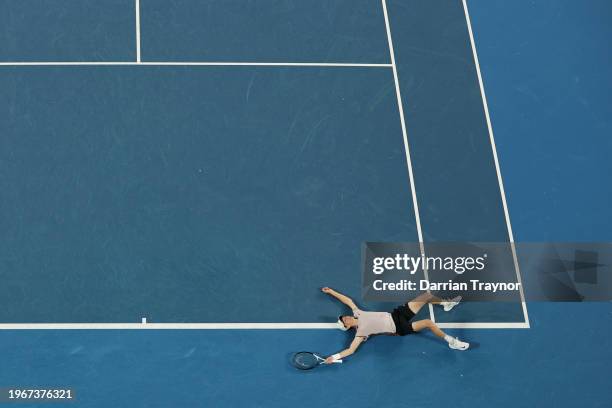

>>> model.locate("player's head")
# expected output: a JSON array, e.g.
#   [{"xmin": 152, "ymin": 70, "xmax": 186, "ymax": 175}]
[{"xmin": 337, "ymin": 315, "xmax": 357, "ymax": 330}]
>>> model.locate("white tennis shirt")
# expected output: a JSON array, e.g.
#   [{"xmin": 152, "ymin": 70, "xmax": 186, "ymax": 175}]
[{"xmin": 353, "ymin": 308, "xmax": 396, "ymax": 340}]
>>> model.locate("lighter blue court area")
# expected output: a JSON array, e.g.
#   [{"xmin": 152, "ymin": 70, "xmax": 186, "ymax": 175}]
[
  {"xmin": 469, "ymin": 0, "xmax": 612, "ymax": 242},
  {"xmin": 1, "ymin": 304, "xmax": 611, "ymax": 408},
  {"xmin": 1, "ymin": 0, "xmax": 611, "ymax": 407}
]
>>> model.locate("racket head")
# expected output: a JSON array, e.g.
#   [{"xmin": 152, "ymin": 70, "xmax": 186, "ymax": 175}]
[{"xmin": 290, "ymin": 351, "xmax": 324, "ymax": 370}]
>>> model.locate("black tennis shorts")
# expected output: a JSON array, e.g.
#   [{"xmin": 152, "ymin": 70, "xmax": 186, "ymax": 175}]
[{"xmin": 391, "ymin": 305, "xmax": 417, "ymax": 336}]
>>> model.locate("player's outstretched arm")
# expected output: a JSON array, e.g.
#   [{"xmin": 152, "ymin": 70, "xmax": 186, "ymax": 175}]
[
  {"xmin": 321, "ymin": 287, "xmax": 357, "ymax": 309},
  {"xmin": 324, "ymin": 336, "xmax": 365, "ymax": 363}
]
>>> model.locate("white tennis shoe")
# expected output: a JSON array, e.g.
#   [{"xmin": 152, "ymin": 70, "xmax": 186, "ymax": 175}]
[
  {"xmin": 442, "ymin": 296, "xmax": 462, "ymax": 312},
  {"xmin": 448, "ymin": 337, "xmax": 470, "ymax": 351}
]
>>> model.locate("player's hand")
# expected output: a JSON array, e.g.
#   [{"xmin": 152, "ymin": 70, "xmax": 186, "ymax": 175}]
[
  {"xmin": 321, "ymin": 287, "xmax": 332, "ymax": 294},
  {"xmin": 324, "ymin": 356, "xmax": 335, "ymax": 364}
]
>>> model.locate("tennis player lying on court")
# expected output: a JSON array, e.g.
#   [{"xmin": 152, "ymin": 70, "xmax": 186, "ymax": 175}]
[{"xmin": 321, "ymin": 287, "xmax": 469, "ymax": 363}]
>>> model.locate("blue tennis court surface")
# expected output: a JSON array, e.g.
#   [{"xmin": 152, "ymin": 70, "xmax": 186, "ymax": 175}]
[
  {"xmin": 1, "ymin": 66, "xmax": 415, "ymax": 323},
  {"xmin": 1, "ymin": 0, "xmax": 610, "ymax": 406},
  {"xmin": 1, "ymin": 304, "xmax": 610, "ymax": 407},
  {"xmin": 141, "ymin": 0, "xmax": 390, "ymax": 62},
  {"xmin": 0, "ymin": 0, "xmax": 525, "ymax": 326},
  {"xmin": 0, "ymin": 0, "xmax": 135, "ymax": 61}
]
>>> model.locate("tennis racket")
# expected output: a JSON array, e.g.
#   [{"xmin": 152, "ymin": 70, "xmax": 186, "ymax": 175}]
[{"xmin": 290, "ymin": 351, "xmax": 343, "ymax": 370}]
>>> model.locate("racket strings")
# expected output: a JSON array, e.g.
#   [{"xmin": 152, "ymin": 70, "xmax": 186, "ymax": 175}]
[{"xmin": 291, "ymin": 352, "xmax": 323, "ymax": 370}]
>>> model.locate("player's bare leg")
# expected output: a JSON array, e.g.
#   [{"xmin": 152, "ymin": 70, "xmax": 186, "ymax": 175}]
[
  {"xmin": 406, "ymin": 292, "xmax": 440, "ymax": 314},
  {"xmin": 411, "ymin": 318, "xmax": 446, "ymax": 338},
  {"xmin": 411, "ymin": 319, "xmax": 469, "ymax": 351},
  {"xmin": 407, "ymin": 293, "xmax": 461, "ymax": 314}
]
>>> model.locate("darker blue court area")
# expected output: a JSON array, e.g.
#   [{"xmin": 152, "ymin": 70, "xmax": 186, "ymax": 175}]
[
  {"xmin": 0, "ymin": 0, "xmax": 135, "ymax": 61},
  {"xmin": 387, "ymin": 0, "xmax": 524, "ymax": 323},
  {"xmin": 0, "ymin": 0, "xmax": 527, "ymax": 325},
  {"xmin": 0, "ymin": 66, "xmax": 416, "ymax": 322},
  {"xmin": 141, "ymin": 0, "xmax": 389, "ymax": 63}
]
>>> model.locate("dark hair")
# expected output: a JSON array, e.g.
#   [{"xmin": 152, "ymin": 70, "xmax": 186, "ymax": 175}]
[{"xmin": 338, "ymin": 315, "xmax": 347, "ymax": 327}]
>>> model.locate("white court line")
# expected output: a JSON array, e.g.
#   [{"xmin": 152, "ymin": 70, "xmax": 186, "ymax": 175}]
[
  {"xmin": 0, "ymin": 322, "xmax": 527, "ymax": 330},
  {"xmin": 0, "ymin": 61, "xmax": 392, "ymax": 68},
  {"xmin": 438, "ymin": 322, "xmax": 529, "ymax": 329},
  {"xmin": 0, "ymin": 323, "xmax": 340, "ymax": 330},
  {"xmin": 381, "ymin": 0, "xmax": 435, "ymax": 323},
  {"xmin": 135, "ymin": 0, "xmax": 141, "ymax": 63},
  {"xmin": 462, "ymin": 0, "xmax": 530, "ymax": 328}
]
